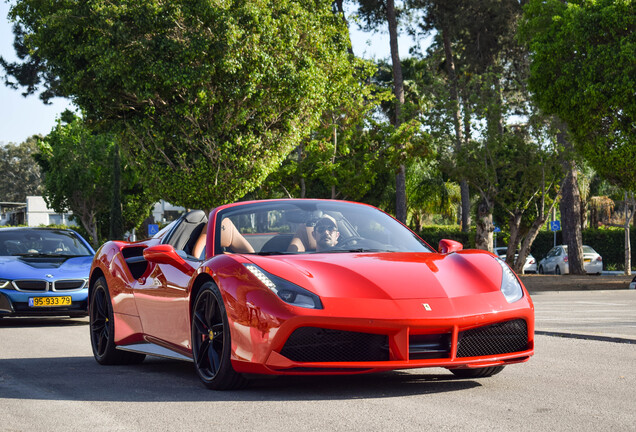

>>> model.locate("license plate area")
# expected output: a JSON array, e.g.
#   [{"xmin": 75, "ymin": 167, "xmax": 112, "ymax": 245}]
[{"xmin": 28, "ymin": 296, "xmax": 72, "ymax": 307}]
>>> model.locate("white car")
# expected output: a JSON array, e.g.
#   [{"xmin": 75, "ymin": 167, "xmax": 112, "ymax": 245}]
[
  {"xmin": 494, "ymin": 247, "xmax": 537, "ymax": 274},
  {"xmin": 629, "ymin": 276, "xmax": 636, "ymax": 290},
  {"xmin": 537, "ymin": 245, "xmax": 603, "ymax": 275}
]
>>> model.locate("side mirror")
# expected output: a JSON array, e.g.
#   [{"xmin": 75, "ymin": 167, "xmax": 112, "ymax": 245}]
[
  {"xmin": 143, "ymin": 244, "xmax": 194, "ymax": 274},
  {"xmin": 438, "ymin": 239, "xmax": 463, "ymax": 254}
]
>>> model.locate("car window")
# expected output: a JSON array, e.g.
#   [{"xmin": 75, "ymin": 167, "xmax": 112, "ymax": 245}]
[
  {"xmin": 0, "ymin": 229, "xmax": 93, "ymax": 257},
  {"xmin": 214, "ymin": 201, "xmax": 432, "ymax": 255}
]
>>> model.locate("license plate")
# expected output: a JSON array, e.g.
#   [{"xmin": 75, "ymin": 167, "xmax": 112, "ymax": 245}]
[
  {"xmin": 584, "ymin": 259, "xmax": 591, "ymax": 263},
  {"xmin": 28, "ymin": 296, "xmax": 72, "ymax": 307}
]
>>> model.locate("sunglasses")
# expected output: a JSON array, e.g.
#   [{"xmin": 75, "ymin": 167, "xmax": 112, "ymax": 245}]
[{"xmin": 315, "ymin": 224, "xmax": 338, "ymax": 234}]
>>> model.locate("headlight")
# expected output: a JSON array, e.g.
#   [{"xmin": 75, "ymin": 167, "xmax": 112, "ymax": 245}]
[
  {"xmin": 496, "ymin": 258, "xmax": 523, "ymax": 303},
  {"xmin": 244, "ymin": 264, "xmax": 323, "ymax": 309},
  {"xmin": 0, "ymin": 280, "xmax": 10, "ymax": 289}
]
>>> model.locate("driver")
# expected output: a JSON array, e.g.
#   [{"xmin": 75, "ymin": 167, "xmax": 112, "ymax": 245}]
[{"xmin": 312, "ymin": 215, "xmax": 340, "ymax": 252}]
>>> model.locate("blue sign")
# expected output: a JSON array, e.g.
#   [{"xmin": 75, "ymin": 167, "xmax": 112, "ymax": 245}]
[
  {"xmin": 493, "ymin": 225, "xmax": 501, "ymax": 233},
  {"xmin": 147, "ymin": 224, "xmax": 159, "ymax": 236},
  {"xmin": 550, "ymin": 220, "xmax": 561, "ymax": 232}
]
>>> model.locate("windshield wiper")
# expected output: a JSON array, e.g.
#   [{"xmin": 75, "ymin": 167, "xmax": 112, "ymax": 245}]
[
  {"xmin": 14, "ymin": 253, "xmax": 88, "ymax": 258},
  {"xmin": 252, "ymin": 251, "xmax": 297, "ymax": 256},
  {"xmin": 322, "ymin": 248, "xmax": 389, "ymax": 253}
]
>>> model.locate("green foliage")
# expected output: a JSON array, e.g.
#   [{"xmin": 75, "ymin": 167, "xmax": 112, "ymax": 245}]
[
  {"xmin": 247, "ymin": 54, "xmax": 401, "ymax": 205},
  {"xmin": 0, "ymin": 137, "xmax": 43, "ymax": 202},
  {"xmin": 6, "ymin": 0, "xmax": 361, "ymax": 209},
  {"xmin": 417, "ymin": 225, "xmax": 475, "ymax": 249},
  {"xmin": 458, "ymin": 130, "xmax": 561, "ymax": 222},
  {"xmin": 520, "ymin": 0, "xmax": 636, "ymax": 191},
  {"xmin": 407, "ymin": 160, "xmax": 461, "ymax": 228},
  {"xmin": 36, "ymin": 115, "xmax": 155, "ymax": 246}
]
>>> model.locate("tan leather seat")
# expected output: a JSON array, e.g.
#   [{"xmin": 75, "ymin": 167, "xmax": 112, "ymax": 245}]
[
  {"xmin": 287, "ymin": 225, "xmax": 317, "ymax": 252},
  {"xmin": 220, "ymin": 218, "xmax": 254, "ymax": 253}
]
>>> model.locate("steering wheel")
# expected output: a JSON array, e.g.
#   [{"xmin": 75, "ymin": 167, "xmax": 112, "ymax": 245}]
[{"xmin": 336, "ymin": 236, "xmax": 365, "ymax": 249}]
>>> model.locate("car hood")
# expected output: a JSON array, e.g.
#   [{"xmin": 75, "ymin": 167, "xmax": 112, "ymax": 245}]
[
  {"xmin": 0, "ymin": 255, "xmax": 94, "ymax": 280},
  {"xmin": 244, "ymin": 251, "xmax": 505, "ymax": 300}
]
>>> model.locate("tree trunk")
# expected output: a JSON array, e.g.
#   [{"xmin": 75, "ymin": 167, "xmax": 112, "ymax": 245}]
[
  {"xmin": 475, "ymin": 196, "xmax": 494, "ymax": 251},
  {"xmin": 386, "ymin": 0, "xmax": 407, "ymax": 223},
  {"xmin": 331, "ymin": 124, "xmax": 337, "ymax": 199},
  {"xmin": 514, "ymin": 210, "xmax": 552, "ymax": 275},
  {"xmin": 109, "ymin": 143, "xmax": 124, "ymax": 240},
  {"xmin": 441, "ymin": 21, "xmax": 470, "ymax": 232},
  {"xmin": 560, "ymin": 161, "xmax": 585, "ymax": 274},
  {"xmin": 513, "ymin": 165, "xmax": 559, "ymax": 274},
  {"xmin": 507, "ymin": 212, "xmax": 523, "ymax": 267},
  {"xmin": 78, "ymin": 211, "xmax": 99, "ymax": 248},
  {"xmin": 396, "ymin": 163, "xmax": 406, "ymax": 222},
  {"xmin": 624, "ymin": 192, "xmax": 634, "ymax": 276},
  {"xmin": 296, "ymin": 144, "xmax": 305, "ymax": 198}
]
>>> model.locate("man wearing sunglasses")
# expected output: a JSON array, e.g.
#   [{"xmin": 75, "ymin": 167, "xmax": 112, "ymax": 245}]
[{"xmin": 312, "ymin": 215, "xmax": 340, "ymax": 252}]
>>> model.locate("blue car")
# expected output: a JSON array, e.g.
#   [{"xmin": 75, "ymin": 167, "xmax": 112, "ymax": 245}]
[{"xmin": 0, "ymin": 227, "xmax": 95, "ymax": 318}]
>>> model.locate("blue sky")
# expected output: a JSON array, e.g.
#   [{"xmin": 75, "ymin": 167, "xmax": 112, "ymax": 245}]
[{"xmin": 0, "ymin": 2, "xmax": 422, "ymax": 145}]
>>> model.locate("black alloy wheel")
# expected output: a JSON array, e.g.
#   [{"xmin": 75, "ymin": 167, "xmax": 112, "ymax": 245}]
[
  {"xmin": 89, "ymin": 277, "xmax": 145, "ymax": 365},
  {"xmin": 450, "ymin": 366, "xmax": 505, "ymax": 378},
  {"xmin": 191, "ymin": 282, "xmax": 246, "ymax": 390}
]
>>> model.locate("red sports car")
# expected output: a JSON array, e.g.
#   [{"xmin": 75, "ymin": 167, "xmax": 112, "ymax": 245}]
[{"xmin": 88, "ymin": 199, "xmax": 534, "ymax": 389}]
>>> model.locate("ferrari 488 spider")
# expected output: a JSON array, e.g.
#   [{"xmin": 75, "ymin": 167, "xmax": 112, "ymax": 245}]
[{"xmin": 88, "ymin": 199, "xmax": 534, "ymax": 389}]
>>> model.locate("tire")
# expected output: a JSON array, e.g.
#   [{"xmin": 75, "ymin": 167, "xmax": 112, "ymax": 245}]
[
  {"xmin": 450, "ymin": 366, "xmax": 505, "ymax": 379},
  {"xmin": 538, "ymin": 265, "xmax": 544, "ymax": 274},
  {"xmin": 89, "ymin": 277, "xmax": 145, "ymax": 365},
  {"xmin": 555, "ymin": 265, "xmax": 561, "ymax": 275},
  {"xmin": 191, "ymin": 282, "xmax": 246, "ymax": 390}
]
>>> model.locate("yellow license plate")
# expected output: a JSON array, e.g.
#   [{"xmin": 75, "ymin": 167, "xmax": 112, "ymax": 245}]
[
  {"xmin": 584, "ymin": 259, "xmax": 591, "ymax": 263},
  {"xmin": 29, "ymin": 296, "xmax": 72, "ymax": 307}
]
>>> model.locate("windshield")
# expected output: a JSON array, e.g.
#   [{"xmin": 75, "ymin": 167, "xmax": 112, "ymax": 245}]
[
  {"xmin": 561, "ymin": 245, "xmax": 598, "ymax": 255},
  {"xmin": 0, "ymin": 229, "xmax": 93, "ymax": 257},
  {"xmin": 215, "ymin": 200, "xmax": 433, "ymax": 255}
]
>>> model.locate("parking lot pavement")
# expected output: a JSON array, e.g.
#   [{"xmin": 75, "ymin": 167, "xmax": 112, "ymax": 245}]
[{"xmin": 530, "ymin": 290, "xmax": 636, "ymax": 342}]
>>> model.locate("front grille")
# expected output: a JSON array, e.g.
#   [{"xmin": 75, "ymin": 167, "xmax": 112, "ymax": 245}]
[
  {"xmin": 53, "ymin": 280, "xmax": 86, "ymax": 291},
  {"xmin": 280, "ymin": 327, "xmax": 389, "ymax": 362},
  {"xmin": 409, "ymin": 333, "xmax": 452, "ymax": 359},
  {"xmin": 13, "ymin": 280, "xmax": 48, "ymax": 292},
  {"xmin": 456, "ymin": 319, "xmax": 528, "ymax": 358}
]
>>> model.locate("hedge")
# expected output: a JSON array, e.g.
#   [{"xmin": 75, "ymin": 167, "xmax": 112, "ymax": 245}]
[{"xmin": 417, "ymin": 225, "xmax": 635, "ymax": 271}]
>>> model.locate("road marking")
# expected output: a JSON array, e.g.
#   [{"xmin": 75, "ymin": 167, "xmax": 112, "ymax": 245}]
[{"xmin": 574, "ymin": 301, "xmax": 626, "ymax": 306}]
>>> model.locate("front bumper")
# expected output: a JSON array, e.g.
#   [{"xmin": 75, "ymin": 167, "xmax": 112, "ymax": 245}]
[
  {"xmin": 0, "ymin": 290, "xmax": 88, "ymax": 317},
  {"xmin": 229, "ymin": 291, "xmax": 535, "ymax": 375}
]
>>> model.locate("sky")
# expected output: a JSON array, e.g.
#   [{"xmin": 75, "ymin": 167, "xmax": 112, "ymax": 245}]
[{"xmin": 0, "ymin": 2, "xmax": 426, "ymax": 145}]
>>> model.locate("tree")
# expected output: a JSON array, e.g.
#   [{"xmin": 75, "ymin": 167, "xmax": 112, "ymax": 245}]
[
  {"xmin": 457, "ymin": 126, "xmax": 562, "ymax": 273},
  {"xmin": 0, "ymin": 137, "xmax": 43, "ymax": 202},
  {"xmin": 36, "ymin": 116, "xmax": 155, "ymax": 246},
  {"xmin": 3, "ymin": 0, "xmax": 360, "ymax": 209},
  {"xmin": 355, "ymin": 0, "xmax": 409, "ymax": 222},
  {"xmin": 520, "ymin": 0, "xmax": 636, "ymax": 274},
  {"xmin": 408, "ymin": 0, "xmax": 472, "ymax": 231}
]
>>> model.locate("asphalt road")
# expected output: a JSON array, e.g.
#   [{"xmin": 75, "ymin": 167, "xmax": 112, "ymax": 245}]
[{"xmin": 1, "ymin": 290, "xmax": 635, "ymax": 432}]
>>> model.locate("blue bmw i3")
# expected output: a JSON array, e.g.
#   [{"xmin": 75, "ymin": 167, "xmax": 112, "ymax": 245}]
[{"xmin": 0, "ymin": 228, "xmax": 95, "ymax": 318}]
